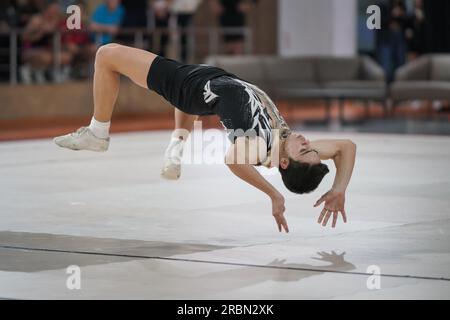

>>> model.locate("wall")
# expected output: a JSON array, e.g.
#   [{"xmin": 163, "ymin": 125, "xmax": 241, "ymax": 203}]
[
  {"xmin": 193, "ymin": 0, "xmax": 278, "ymax": 57},
  {"xmin": 0, "ymin": 81, "xmax": 172, "ymax": 121},
  {"xmin": 278, "ymin": 0, "xmax": 357, "ymax": 57}
]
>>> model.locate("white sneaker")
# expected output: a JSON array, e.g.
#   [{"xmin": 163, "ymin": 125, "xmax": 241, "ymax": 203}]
[
  {"xmin": 54, "ymin": 127, "xmax": 109, "ymax": 152},
  {"xmin": 161, "ymin": 138, "xmax": 184, "ymax": 180}
]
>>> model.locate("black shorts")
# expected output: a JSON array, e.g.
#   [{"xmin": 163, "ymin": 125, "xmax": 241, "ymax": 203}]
[
  {"xmin": 146, "ymin": 56, "xmax": 273, "ymax": 151},
  {"xmin": 146, "ymin": 55, "xmax": 232, "ymax": 116}
]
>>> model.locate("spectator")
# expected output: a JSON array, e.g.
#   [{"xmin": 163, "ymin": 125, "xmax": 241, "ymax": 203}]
[
  {"xmin": 0, "ymin": 0, "xmax": 18, "ymax": 28},
  {"xmin": 209, "ymin": 0, "xmax": 253, "ymax": 55},
  {"xmin": 90, "ymin": 0, "xmax": 125, "ymax": 46},
  {"xmin": 121, "ymin": 0, "xmax": 148, "ymax": 28},
  {"xmin": 170, "ymin": 0, "xmax": 202, "ymax": 62},
  {"xmin": 0, "ymin": 1, "xmax": 17, "ymax": 82},
  {"xmin": 116, "ymin": 0, "xmax": 148, "ymax": 46},
  {"xmin": 406, "ymin": 0, "xmax": 426, "ymax": 60},
  {"xmin": 376, "ymin": 0, "xmax": 409, "ymax": 82},
  {"xmin": 150, "ymin": 0, "xmax": 171, "ymax": 57},
  {"xmin": 58, "ymin": 0, "xmax": 79, "ymax": 10},
  {"xmin": 15, "ymin": 0, "xmax": 48, "ymax": 28},
  {"xmin": 21, "ymin": 2, "xmax": 73, "ymax": 83},
  {"xmin": 61, "ymin": 0, "xmax": 96, "ymax": 79}
]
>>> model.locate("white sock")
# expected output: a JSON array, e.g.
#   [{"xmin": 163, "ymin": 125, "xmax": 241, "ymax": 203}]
[
  {"xmin": 165, "ymin": 137, "xmax": 185, "ymax": 160},
  {"xmin": 88, "ymin": 117, "xmax": 110, "ymax": 139}
]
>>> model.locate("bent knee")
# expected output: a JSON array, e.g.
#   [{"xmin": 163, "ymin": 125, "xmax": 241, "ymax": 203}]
[{"xmin": 95, "ymin": 43, "xmax": 123, "ymax": 67}]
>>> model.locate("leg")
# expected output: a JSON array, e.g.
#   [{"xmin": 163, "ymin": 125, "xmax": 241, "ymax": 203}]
[
  {"xmin": 54, "ymin": 44, "xmax": 158, "ymax": 151},
  {"xmin": 378, "ymin": 44, "xmax": 393, "ymax": 82},
  {"xmin": 177, "ymin": 14, "xmax": 192, "ymax": 62},
  {"xmin": 173, "ymin": 108, "xmax": 198, "ymax": 140},
  {"xmin": 93, "ymin": 43, "xmax": 157, "ymax": 122},
  {"xmin": 53, "ymin": 50, "xmax": 73, "ymax": 82},
  {"xmin": 230, "ymin": 40, "xmax": 245, "ymax": 55},
  {"xmin": 22, "ymin": 49, "xmax": 52, "ymax": 84},
  {"xmin": 161, "ymin": 108, "xmax": 197, "ymax": 180},
  {"xmin": 23, "ymin": 49, "xmax": 53, "ymax": 69}
]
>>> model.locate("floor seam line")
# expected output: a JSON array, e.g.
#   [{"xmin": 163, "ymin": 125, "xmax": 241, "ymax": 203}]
[{"xmin": 1, "ymin": 245, "xmax": 448, "ymax": 282}]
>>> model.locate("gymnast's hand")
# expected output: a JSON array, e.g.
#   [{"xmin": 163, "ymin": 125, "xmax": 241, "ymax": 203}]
[
  {"xmin": 272, "ymin": 195, "xmax": 289, "ymax": 233},
  {"xmin": 314, "ymin": 189, "xmax": 347, "ymax": 228}
]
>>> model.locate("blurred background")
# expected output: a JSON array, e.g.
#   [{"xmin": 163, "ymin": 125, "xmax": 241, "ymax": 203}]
[{"xmin": 0, "ymin": 0, "xmax": 449, "ymax": 140}]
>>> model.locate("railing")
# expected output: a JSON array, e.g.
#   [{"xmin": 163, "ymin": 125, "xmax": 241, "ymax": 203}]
[{"xmin": 0, "ymin": 26, "xmax": 253, "ymax": 85}]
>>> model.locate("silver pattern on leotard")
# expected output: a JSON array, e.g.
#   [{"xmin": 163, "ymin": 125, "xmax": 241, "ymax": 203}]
[
  {"xmin": 233, "ymin": 78, "xmax": 274, "ymax": 152},
  {"xmin": 203, "ymin": 80, "xmax": 219, "ymax": 104},
  {"xmin": 202, "ymin": 78, "xmax": 291, "ymax": 166}
]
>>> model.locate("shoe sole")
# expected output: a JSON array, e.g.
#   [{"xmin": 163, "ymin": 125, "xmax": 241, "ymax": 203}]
[
  {"xmin": 54, "ymin": 139, "xmax": 108, "ymax": 152},
  {"xmin": 161, "ymin": 164, "xmax": 181, "ymax": 180}
]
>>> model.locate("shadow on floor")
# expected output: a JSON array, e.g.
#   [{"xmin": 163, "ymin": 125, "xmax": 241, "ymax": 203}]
[
  {"xmin": 0, "ymin": 231, "xmax": 232, "ymax": 272},
  {"xmin": 190, "ymin": 251, "xmax": 356, "ymax": 293}
]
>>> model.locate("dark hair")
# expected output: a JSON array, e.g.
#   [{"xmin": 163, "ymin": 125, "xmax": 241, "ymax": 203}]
[{"xmin": 279, "ymin": 159, "xmax": 329, "ymax": 194}]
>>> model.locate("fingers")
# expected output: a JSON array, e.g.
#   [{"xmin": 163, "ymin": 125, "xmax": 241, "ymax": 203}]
[
  {"xmin": 274, "ymin": 215, "xmax": 289, "ymax": 233},
  {"xmin": 279, "ymin": 216, "xmax": 289, "ymax": 233},
  {"xmin": 341, "ymin": 209, "xmax": 347, "ymax": 223},
  {"xmin": 314, "ymin": 196, "xmax": 325, "ymax": 208},
  {"xmin": 317, "ymin": 208, "xmax": 327, "ymax": 224},
  {"xmin": 332, "ymin": 211, "xmax": 338, "ymax": 228},
  {"xmin": 322, "ymin": 210, "xmax": 332, "ymax": 226},
  {"xmin": 283, "ymin": 219, "xmax": 290, "ymax": 233},
  {"xmin": 318, "ymin": 207, "xmax": 348, "ymax": 228}
]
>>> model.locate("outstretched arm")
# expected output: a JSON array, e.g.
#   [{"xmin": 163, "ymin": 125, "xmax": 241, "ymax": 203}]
[
  {"xmin": 310, "ymin": 139, "xmax": 357, "ymax": 228},
  {"xmin": 225, "ymin": 138, "xmax": 289, "ymax": 233}
]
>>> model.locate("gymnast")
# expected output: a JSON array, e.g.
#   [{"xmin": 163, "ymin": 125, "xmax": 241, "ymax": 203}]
[{"xmin": 54, "ymin": 44, "xmax": 356, "ymax": 233}]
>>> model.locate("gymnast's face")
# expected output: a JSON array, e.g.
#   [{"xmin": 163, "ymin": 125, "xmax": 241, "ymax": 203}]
[{"xmin": 282, "ymin": 132, "xmax": 321, "ymax": 166}]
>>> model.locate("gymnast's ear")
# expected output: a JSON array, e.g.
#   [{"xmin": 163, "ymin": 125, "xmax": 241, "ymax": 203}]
[{"xmin": 280, "ymin": 158, "xmax": 289, "ymax": 170}]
